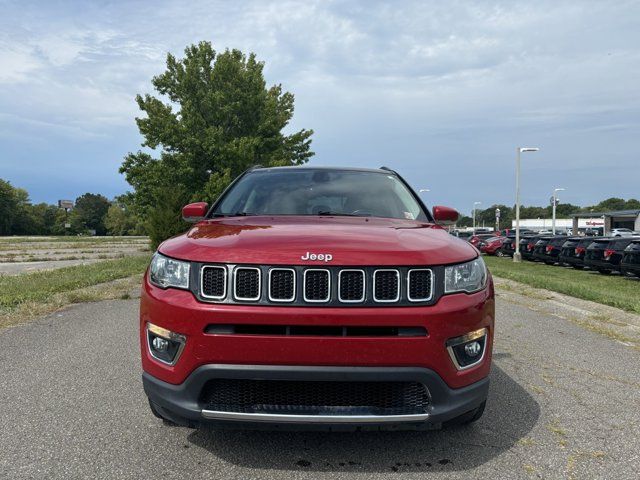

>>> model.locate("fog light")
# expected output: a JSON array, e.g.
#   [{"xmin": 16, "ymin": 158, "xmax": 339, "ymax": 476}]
[
  {"xmin": 147, "ymin": 322, "xmax": 186, "ymax": 366},
  {"xmin": 446, "ymin": 328, "xmax": 487, "ymax": 370},
  {"xmin": 152, "ymin": 336, "xmax": 169, "ymax": 352},
  {"xmin": 464, "ymin": 341, "xmax": 482, "ymax": 357}
]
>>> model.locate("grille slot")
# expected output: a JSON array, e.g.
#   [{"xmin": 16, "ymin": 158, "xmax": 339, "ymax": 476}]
[
  {"xmin": 407, "ymin": 269, "xmax": 432, "ymax": 302},
  {"xmin": 304, "ymin": 269, "xmax": 330, "ymax": 302},
  {"xmin": 234, "ymin": 267, "xmax": 261, "ymax": 301},
  {"xmin": 204, "ymin": 324, "xmax": 427, "ymax": 336},
  {"xmin": 338, "ymin": 270, "xmax": 365, "ymax": 302},
  {"xmin": 268, "ymin": 268, "xmax": 295, "ymax": 302},
  {"xmin": 201, "ymin": 266, "xmax": 227, "ymax": 299},
  {"xmin": 373, "ymin": 269, "xmax": 400, "ymax": 302},
  {"xmin": 201, "ymin": 379, "xmax": 430, "ymax": 416}
]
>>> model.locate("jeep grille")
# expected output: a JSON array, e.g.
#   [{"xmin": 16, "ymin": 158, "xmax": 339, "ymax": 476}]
[{"xmin": 198, "ymin": 265, "xmax": 436, "ymax": 306}]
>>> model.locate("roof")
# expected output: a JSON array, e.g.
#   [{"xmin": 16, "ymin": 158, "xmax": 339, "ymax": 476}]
[{"xmin": 570, "ymin": 209, "xmax": 640, "ymax": 218}]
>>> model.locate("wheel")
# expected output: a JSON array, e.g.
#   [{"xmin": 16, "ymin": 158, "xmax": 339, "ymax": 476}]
[
  {"xmin": 572, "ymin": 265, "xmax": 584, "ymax": 270},
  {"xmin": 597, "ymin": 269, "xmax": 611, "ymax": 275},
  {"xmin": 496, "ymin": 250, "xmax": 505, "ymax": 257},
  {"xmin": 443, "ymin": 401, "xmax": 486, "ymax": 427},
  {"xmin": 545, "ymin": 261, "xmax": 555, "ymax": 266}
]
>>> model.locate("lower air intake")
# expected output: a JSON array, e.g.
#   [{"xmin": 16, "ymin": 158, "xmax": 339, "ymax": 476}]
[{"xmin": 201, "ymin": 379, "xmax": 430, "ymax": 416}]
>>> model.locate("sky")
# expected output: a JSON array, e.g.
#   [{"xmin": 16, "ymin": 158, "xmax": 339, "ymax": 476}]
[{"xmin": 1, "ymin": 0, "xmax": 639, "ymax": 215}]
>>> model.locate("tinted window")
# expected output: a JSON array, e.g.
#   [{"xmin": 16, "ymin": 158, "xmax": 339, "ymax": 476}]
[{"xmin": 213, "ymin": 169, "xmax": 428, "ymax": 221}]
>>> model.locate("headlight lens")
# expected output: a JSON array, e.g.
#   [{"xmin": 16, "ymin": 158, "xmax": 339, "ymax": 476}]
[
  {"xmin": 444, "ymin": 257, "xmax": 487, "ymax": 294},
  {"xmin": 149, "ymin": 253, "xmax": 190, "ymax": 289}
]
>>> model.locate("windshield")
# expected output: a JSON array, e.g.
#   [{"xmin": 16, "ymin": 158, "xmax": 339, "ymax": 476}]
[{"xmin": 211, "ymin": 169, "xmax": 429, "ymax": 221}]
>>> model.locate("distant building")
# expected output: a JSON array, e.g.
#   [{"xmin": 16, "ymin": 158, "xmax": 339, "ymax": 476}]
[
  {"xmin": 570, "ymin": 209, "xmax": 640, "ymax": 235},
  {"xmin": 510, "ymin": 218, "xmax": 602, "ymax": 232}
]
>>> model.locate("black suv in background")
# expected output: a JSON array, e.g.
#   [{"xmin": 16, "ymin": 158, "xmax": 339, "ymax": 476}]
[
  {"xmin": 559, "ymin": 237, "xmax": 595, "ymax": 269},
  {"xmin": 585, "ymin": 237, "xmax": 639, "ymax": 274},
  {"xmin": 499, "ymin": 236, "xmax": 516, "ymax": 257},
  {"xmin": 621, "ymin": 239, "xmax": 640, "ymax": 277},
  {"xmin": 533, "ymin": 236, "xmax": 567, "ymax": 265},
  {"xmin": 520, "ymin": 235, "xmax": 544, "ymax": 261}
]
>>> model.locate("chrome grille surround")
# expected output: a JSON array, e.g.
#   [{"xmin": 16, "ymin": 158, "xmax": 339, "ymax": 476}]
[
  {"xmin": 233, "ymin": 267, "xmax": 261, "ymax": 301},
  {"xmin": 268, "ymin": 268, "xmax": 296, "ymax": 302},
  {"xmin": 196, "ymin": 265, "xmax": 436, "ymax": 306},
  {"xmin": 200, "ymin": 266, "xmax": 227, "ymax": 300},
  {"xmin": 338, "ymin": 269, "xmax": 366, "ymax": 303},
  {"xmin": 303, "ymin": 269, "xmax": 331, "ymax": 303},
  {"xmin": 372, "ymin": 269, "xmax": 400, "ymax": 303},
  {"xmin": 407, "ymin": 269, "xmax": 433, "ymax": 302}
]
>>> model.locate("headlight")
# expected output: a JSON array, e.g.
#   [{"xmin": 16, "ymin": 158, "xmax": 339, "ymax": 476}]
[
  {"xmin": 149, "ymin": 253, "xmax": 190, "ymax": 289},
  {"xmin": 444, "ymin": 257, "xmax": 487, "ymax": 294}
]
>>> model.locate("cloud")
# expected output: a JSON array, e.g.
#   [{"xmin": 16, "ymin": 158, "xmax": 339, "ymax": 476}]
[{"xmin": 0, "ymin": 0, "xmax": 639, "ymax": 208}]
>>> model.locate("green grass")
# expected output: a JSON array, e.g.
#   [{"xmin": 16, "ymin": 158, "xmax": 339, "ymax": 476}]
[
  {"xmin": 484, "ymin": 256, "xmax": 640, "ymax": 314},
  {"xmin": 0, "ymin": 255, "xmax": 150, "ymax": 313},
  {"xmin": 0, "ymin": 236, "xmax": 148, "ymax": 245}
]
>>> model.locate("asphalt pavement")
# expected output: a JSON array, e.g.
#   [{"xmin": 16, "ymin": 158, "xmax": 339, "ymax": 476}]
[{"xmin": 0, "ymin": 285, "xmax": 639, "ymax": 479}]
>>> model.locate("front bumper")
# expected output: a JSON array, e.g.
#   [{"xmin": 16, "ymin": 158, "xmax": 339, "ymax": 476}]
[{"xmin": 143, "ymin": 365, "xmax": 489, "ymax": 429}]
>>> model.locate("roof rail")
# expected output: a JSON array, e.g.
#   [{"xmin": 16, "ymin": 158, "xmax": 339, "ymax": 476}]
[{"xmin": 379, "ymin": 166, "xmax": 397, "ymax": 174}]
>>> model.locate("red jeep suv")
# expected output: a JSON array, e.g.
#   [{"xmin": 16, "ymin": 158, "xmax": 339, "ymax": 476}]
[{"xmin": 141, "ymin": 167, "xmax": 494, "ymax": 429}]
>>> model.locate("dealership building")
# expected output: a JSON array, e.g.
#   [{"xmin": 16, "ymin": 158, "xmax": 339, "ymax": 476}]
[
  {"xmin": 511, "ymin": 209, "xmax": 640, "ymax": 234},
  {"xmin": 570, "ymin": 209, "xmax": 640, "ymax": 235}
]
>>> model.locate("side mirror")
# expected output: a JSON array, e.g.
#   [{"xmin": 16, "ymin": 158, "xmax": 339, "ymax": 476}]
[
  {"xmin": 432, "ymin": 205, "xmax": 459, "ymax": 223},
  {"xmin": 182, "ymin": 202, "xmax": 209, "ymax": 223}
]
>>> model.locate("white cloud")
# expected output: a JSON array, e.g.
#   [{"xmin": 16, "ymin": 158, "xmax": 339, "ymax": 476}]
[{"xmin": 0, "ymin": 0, "xmax": 638, "ymax": 205}]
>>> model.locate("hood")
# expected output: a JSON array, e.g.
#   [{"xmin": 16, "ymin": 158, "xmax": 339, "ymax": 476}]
[{"xmin": 159, "ymin": 216, "xmax": 478, "ymax": 266}]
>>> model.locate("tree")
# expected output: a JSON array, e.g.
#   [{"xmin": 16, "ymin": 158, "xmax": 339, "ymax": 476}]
[
  {"xmin": 0, "ymin": 179, "xmax": 18, "ymax": 235},
  {"xmin": 120, "ymin": 41, "xmax": 314, "ymax": 247},
  {"xmin": 105, "ymin": 194, "xmax": 146, "ymax": 236},
  {"xmin": 72, "ymin": 193, "xmax": 111, "ymax": 235},
  {"xmin": 585, "ymin": 197, "xmax": 640, "ymax": 212}
]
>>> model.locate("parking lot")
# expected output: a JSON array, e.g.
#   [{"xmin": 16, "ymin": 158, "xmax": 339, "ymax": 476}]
[
  {"xmin": 1, "ymin": 275, "xmax": 638, "ymax": 479},
  {"xmin": 0, "ymin": 236, "xmax": 149, "ymax": 275}
]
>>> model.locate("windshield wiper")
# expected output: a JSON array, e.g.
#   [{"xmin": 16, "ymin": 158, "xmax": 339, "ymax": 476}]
[
  {"xmin": 316, "ymin": 211, "xmax": 370, "ymax": 217},
  {"xmin": 211, "ymin": 212, "xmax": 256, "ymax": 218}
]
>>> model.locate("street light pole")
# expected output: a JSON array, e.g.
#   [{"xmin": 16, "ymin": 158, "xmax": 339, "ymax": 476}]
[
  {"xmin": 552, "ymin": 187, "xmax": 565, "ymax": 235},
  {"xmin": 472, "ymin": 201, "xmax": 481, "ymax": 234},
  {"xmin": 514, "ymin": 147, "xmax": 539, "ymax": 262}
]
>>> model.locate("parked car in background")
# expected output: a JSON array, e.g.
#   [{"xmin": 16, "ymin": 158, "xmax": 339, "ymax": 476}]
[
  {"xmin": 469, "ymin": 233, "xmax": 498, "ymax": 248},
  {"xmin": 585, "ymin": 237, "xmax": 639, "ymax": 274},
  {"xmin": 478, "ymin": 237, "xmax": 507, "ymax": 256},
  {"xmin": 520, "ymin": 235, "xmax": 544, "ymax": 261},
  {"xmin": 500, "ymin": 228, "xmax": 532, "ymax": 237},
  {"xmin": 559, "ymin": 237, "xmax": 595, "ymax": 269},
  {"xmin": 611, "ymin": 228, "xmax": 635, "ymax": 237},
  {"xmin": 533, "ymin": 236, "xmax": 567, "ymax": 265},
  {"xmin": 498, "ymin": 236, "xmax": 516, "ymax": 257},
  {"xmin": 621, "ymin": 239, "xmax": 640, "ymax": 277}
]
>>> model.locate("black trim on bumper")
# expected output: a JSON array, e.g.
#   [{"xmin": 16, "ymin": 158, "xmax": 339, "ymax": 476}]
[
  {"xmin": 585, "ymin": 259, "xmax": 618, "ymax": 271},
  {"xmin": 559, "ymin": 255, "xmax": 584, "ymax": 267},
  {"xmin": 143, "ymin": 365, "xmax": 489, "ymax": 428}
]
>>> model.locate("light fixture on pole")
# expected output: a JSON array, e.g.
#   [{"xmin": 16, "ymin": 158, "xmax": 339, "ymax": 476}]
[
  {"xmin": 514, "ymin": 147, "xmax": 539, "ymax": 262},
  {"xmin": 551, "ymin": 187, "xmax": 565, "ymax": 234},
  {"xmin": 472, "ymin": 201, "xmax": 482, "ymax": 234}
]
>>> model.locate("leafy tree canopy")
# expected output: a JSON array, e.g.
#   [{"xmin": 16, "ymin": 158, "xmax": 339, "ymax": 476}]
[
  {"xmin": 120, "ymin": 41, "xmax": 314, "ymax": 222},
  {"xmin": 72, "ymin": 193, "xmax": 111, "ymax": 235}
]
